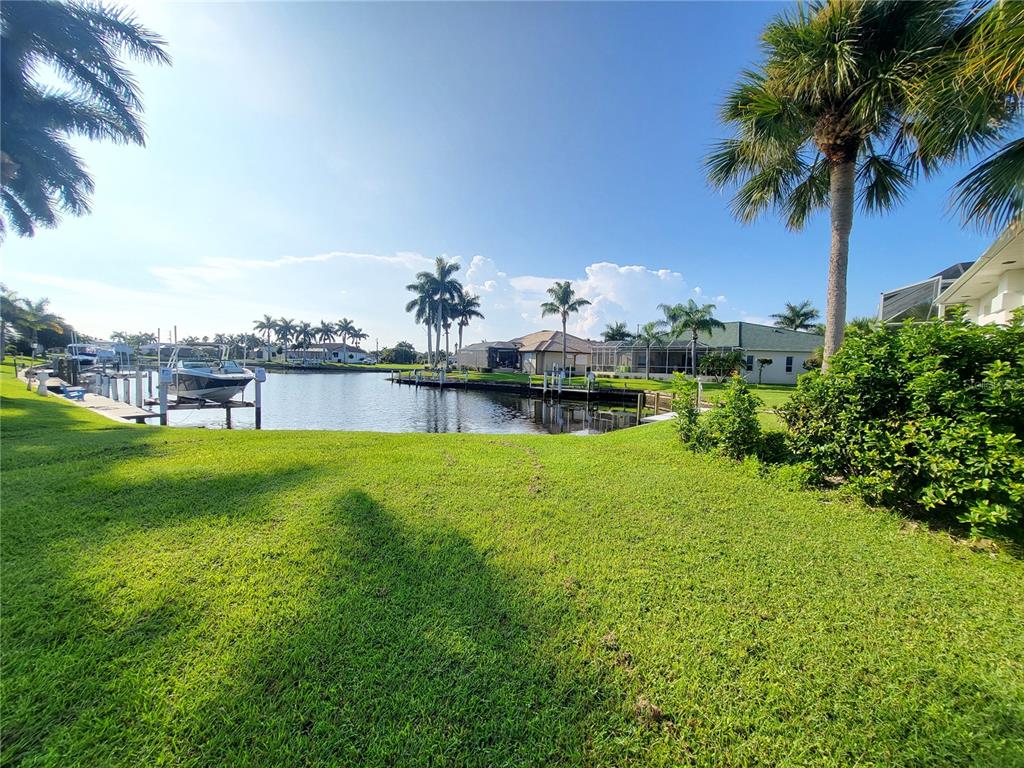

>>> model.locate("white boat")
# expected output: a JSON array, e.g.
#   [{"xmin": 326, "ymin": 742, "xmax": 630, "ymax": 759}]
[
  {"xmin": 167, "ymin": 346, "xmax": 255, "ymax": 403},
  {"xmin": 66, "ymin": 343, "xmax": 116, "ymax": 369}
]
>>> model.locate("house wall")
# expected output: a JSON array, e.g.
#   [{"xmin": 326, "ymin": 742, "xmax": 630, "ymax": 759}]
[
  {"xmin": 962, "ymin": 269, "xmax": 1024, "ymax": 325},
  {"xmin": 455, "ymin": 347, "xmax": 489, "ymax": 369},
  {"xmin": 739, "ymin": 350, "xmax": 812, "ymax": 385},
  {"xmin": 522, "ymin": 351, "xmax": 590, "ymax": 374}
]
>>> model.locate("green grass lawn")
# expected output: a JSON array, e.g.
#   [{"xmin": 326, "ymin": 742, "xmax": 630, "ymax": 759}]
[{"xmin": 2, "ymin": 367, "xmax": 1022, "ymax": 766}]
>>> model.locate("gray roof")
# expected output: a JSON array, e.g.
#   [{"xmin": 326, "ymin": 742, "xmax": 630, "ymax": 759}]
[
  {"xmin": 698, "ymin": 322, "xmax": 823, "ymax": 352},
  {"xmin": 459, "ymin": 341, "xmax": 517, "ymax": 352}
]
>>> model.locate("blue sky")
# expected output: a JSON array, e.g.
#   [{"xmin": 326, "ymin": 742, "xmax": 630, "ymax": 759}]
[{"xmin": 2, "ymin": 1, "xmax": 995, "ymax": 348}]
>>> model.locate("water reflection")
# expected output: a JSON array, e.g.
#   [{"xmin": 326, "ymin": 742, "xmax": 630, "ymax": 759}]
[{"xmin": 164, "ymin": 371, "xmax": 639, "ymax": 434}]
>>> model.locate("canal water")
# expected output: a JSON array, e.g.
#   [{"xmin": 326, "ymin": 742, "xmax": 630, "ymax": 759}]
[{"xmin": 165, "ymin": 371, "xmax": 638, "ymax": 434}]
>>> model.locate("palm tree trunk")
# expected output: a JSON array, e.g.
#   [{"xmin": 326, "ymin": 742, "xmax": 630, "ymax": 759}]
[
  {"xmin": 561, "ymin": 315, "xmax": 567, "ymax": 373},
  {"xmin": 823, "ymin": 161, "xmax": 854, "ymax": 372},
  {"xmin": 435, "ymin": 300, "xmax": 443, "ymax": 368},
  {"xmin": 425, "ymin": 325, "xmax": 433, "ymax": 367},
  {"xmin": 444, "ymin": 328, "xmax": 450, "ymax": 360},
  {"xmin": 457, "ymin": 324, "xmax": 464, "ymax": 354},
  {"xmin": 691, "ymin": 329, "xmax": 698, "ymax": 377}
]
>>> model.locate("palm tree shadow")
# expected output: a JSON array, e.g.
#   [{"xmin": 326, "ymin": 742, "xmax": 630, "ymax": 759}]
[{"xmin": 186, "ymin": 489, "xmax": 622, "ymax": 765}]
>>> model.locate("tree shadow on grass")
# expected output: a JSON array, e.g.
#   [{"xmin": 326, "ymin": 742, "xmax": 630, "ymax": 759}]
[{"xmin": 175, "ymin": 490, "xmax": 625, "ymax": 767}]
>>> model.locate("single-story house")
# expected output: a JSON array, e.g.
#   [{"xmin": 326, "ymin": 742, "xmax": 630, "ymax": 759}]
[
  {"xmin": 592, "ymin": 322, "xmax": 822, "ymax": 385},
  {"xmin": 510, "ymin": 330, "xmax": 593, "ymax": 374},
  {"xmin": 878, "ymin": 262, "xmax": 974, "ymax": 322},
  {"xmin": 937, "ymin": 224, "xmax": 1023, "ymax": 325},
  {"xmin": 283, "ymin": 344, "xmax": 375, "ymax": 364},
  {"xmin": 455, "ymin": 330, "xmax": 593, "ymax": 373}
]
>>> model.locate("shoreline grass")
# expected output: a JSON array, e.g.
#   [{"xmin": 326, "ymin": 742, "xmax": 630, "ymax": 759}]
[{"xmin": 2, "ymin": 366, "xmax": 1022, "ymax": 766}]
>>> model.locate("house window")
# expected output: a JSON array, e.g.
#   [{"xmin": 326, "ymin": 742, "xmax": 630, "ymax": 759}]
[
  {"xmin": 745, "ymin": 354, "xmax": 754, "ymax": 372},
  {"xmin": 785, "ymin": 356, "xmax": 793, "ymax": 373}
]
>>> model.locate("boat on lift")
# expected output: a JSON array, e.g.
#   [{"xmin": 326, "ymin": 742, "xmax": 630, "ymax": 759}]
[{"xmin": 167, "ymin": 345, "xmax": 255, "ymax": 403}]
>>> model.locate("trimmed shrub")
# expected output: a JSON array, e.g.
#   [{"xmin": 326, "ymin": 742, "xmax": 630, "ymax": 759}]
[
  {"xmin": 671, "ymin": 372, "xmax": 700, "ymax": 444},
  {"xmin": 781, "ymin": 312, "xmax": 1024, "ymax": 536}
]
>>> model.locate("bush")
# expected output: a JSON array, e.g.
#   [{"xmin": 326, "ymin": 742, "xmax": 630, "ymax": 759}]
[
  {"xmin": 781, "ymin": 311, "xmax": 1024, "ymax": 536},
  {"xmin": 681, "ymin": 374, "xmax": 763, "ymax": 459},
  {"xmin": 670, "ymin": 372, "xmax": 700, "ymax": 444},
  {"xmin": 756, "ymin": 430, "xmax": 791, "ymax": 464}
]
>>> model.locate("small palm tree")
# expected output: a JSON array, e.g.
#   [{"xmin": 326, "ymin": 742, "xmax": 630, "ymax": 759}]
[
  {"xmin": 453, "ymin": 290, "xmax": 484, "ymax": 353},
  {"xmin": 349, "ymin": 328, "xmax": 369, "ymax": 360},
  {"xmin": 706, "ymin": 1, "xmax": 961, "ymax": 369},
  {"xmin": 18, "ymin": 297, "xmax": 63, "ymax": 359},
  {"xmin": 295, "ymin": 322, "xmax": 314, "ymax": 355},
  {"xmin": 0, "ymin": 1, "xmax": 170, "ymax": 240},
  {"xmin": 414, "ymin": 257, "xmax": 463, "ymax": 367},
  {"xmin": 660, "ymin": 300, "xmax": 724, "ymax": 377},
  {"xmin": 635, "ymin": 321, "xmax": 668, "ymax": 379},
  {"xmin": 0, "ymin": 284, "xmax": 26, "ymax": 360},
  {"xmin": 540, "ymin": 281, "xmax": 592, "ymax": 373},
  {"xmin": 772, "ymin": 301, "xmax": 821, "ymax": 331},
  {"xmin": 601, "ymin": 321, "xmax": 632, "ymax": 342}
]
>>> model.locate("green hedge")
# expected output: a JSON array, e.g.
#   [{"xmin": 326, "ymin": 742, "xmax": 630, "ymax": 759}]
[{"xmin": 781, "ymin": 311, "xmax": 1024, "ymax": 536}]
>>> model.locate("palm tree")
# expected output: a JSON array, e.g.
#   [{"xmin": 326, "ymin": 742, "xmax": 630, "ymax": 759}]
[
  {"xmin": 660, "ymin": 300, "xmax": 724, "ymax": 377},
  {"xmin": 705, "ymin": 1, "xmax": 961, "ymax": 369},
  {"xmin": 634, "ymin": 321, "xmax": 668, "ymax": 379},
  {"xmin": 453, "ymin": 290, "xmax": 484, "ymax": 353},
  {"xmin": 601, "ymin": 321, "xmax": 632, "ymax": 342},
  {"xmin": 910, "ymin": 1, "xmax": 1023, "ymax": 231},
  {"xmin": 275, "ymin": 317, "xmax": 296, "ymax": 361},
  {"xmin": 0, "ymin": 1, "xmax": 170, "ymax": 240},
  {"xmin": 413, "ymin": 257, "xmax": 463, "ymax": 368},
  {"xmin": 295, "ymin": 322, "xmax": 314, "ymax": 355},
  {"xmin": 405, "ymin": 278, "xmax": 435, "ymax": 367},
  {"xmin": 335, "ymin": 317, "xmax": 355, "ymax": 363},
  {"xmin": 18, "ymin": 297, "xmax": 63, "ymax": 359},
  {"xmin": 0, "ymin": 284, "xmax": 25, "ymax": 360},
  {"xmin": 350, "ymin": 327, "xmax": 368, "ymax": 351},
  {"xmin": 253, "ymin": 314, "xmax": 276, "ymax": 346},
  {"xmin": 316, "ymin": 320, "xmax": 336, "ymax": 345},
  {"xmin": 540, "ymin": 281, "xmax": 592, "ymax": 372},
  {"xmin": 772, "ymin": 300, "xmax": 821, "ymax": 331}
]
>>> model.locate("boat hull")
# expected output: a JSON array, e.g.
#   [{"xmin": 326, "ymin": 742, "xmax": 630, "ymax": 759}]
[{"xmin": 171, "ymin": 372, "xmax": 253, "ymax": 403}]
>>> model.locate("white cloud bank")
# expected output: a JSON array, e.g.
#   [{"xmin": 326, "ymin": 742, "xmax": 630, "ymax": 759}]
[{"xmin": 8, "ymin": 248, "xmax": 741, "ymax": 348}]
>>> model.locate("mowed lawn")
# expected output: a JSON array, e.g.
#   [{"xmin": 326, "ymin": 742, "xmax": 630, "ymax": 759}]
[{"xmin": 2, "ymin": 371, "xmax": 1022, "ymax": 766}]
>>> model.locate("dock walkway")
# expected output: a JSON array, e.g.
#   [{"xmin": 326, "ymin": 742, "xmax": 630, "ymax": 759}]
[{"xmin": 17, "ymin": 369, "xmax": 159, "ymax": 424}]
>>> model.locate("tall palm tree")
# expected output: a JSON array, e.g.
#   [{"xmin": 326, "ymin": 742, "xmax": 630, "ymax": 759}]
[
  {"xmin": 705, "ymin": 1, "xmax": 961, "ymax": 369},
  {"xmin": 634, "ymin": 321, "xmax": 668, "ymax": 379},
  {"xmin": 660, "ymin": 300, "xmax": 724, "ymax": 377},
  {"xmin": 275, "ymin": 317, "xmax": 296, "ymax": 361},
  {"xmin": 295, "ymin": 321, "xmax": 314, "ymax": 354},
  {"xmin": 18, "ymin": 297, "xmax": 63, "ymax": 359},
  {"xmin": 772, "ymin": 300, "xmax": 821, "ymax": 331},
  {"xmin": 316, "ymin": 320, "xmax": 336, "ymax": 345},
  {"xmin": 349, "ymin": 327, "xmax": 369, "ymax": 360},
  {"xmin": 540, "ymin": 280, "xmax": 591, "ymax": 372},
  {"xmin": 253, "ymin": 314, "xmax": 276, "ymax": 345},
  {"xmin": 453, "ymin": 289, "xmax": 484, "ymax": 353},
  {"xmin": 413, "ymin": 257, "xmax": 463, "ymax": 367},
  {"xmin": 601, "ymin": 321, "xmax": 632, "ymax": 342},
  {"xmin": 0, "ymin": 1, "xmax": 170, "ymax": 240},
  {"xmin": 405, "ymin": 278, "xmax": 435, "ymax": 366},
  {"xmin": 335, "ymin": 317, "xmax": 355, "ymax": 362},
  {"xmin": 910, "ymin": 1, "xmax": 1023, "ymax": 231}
]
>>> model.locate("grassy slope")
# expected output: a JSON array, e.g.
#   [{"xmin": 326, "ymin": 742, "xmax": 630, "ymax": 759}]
[{"xmin": 2, "ymin": 371, "xmax": 1022, "ymax": 767}]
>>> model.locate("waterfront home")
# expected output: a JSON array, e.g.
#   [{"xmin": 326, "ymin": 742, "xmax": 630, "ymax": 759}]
[
  {"xmin": 455, "ymin": 331, "xmax": 593, "ymax": 373},
  {"xmin": 592, "ymin": 321, "xmax": 822, "ymax": 385},
  {"xmin": 878, "ymin": 262, "xmax": 974, "ymax": 322},
  {"xmin": 283, "ymin": 345, "xmax": 375, "ymax": 364},
  {"xmin": 937, "ymin": 224, "xmax": 1023, "ymax": 325},
  {"xmin": 511, "ymin": 330, "xmax": 593, "ymax": 374}
]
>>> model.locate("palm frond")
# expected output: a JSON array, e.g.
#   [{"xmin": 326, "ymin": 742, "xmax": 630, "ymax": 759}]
[{"xmin": 951, "ymin": 137, "xmax": 1024, "ymax": 232}]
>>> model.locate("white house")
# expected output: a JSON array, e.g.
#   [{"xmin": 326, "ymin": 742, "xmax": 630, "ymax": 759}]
[{"xmin": 937, "ymin": 224, "xmax": 1024, "ymax": 325}]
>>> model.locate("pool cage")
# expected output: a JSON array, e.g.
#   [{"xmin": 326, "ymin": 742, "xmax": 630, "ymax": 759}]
[{"xmin": 591, "ymin": 339, "xmax": 744, "ymax": 377}]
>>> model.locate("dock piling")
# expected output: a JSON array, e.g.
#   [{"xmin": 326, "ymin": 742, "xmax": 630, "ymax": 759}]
[
  {"xmin": 158, "ymin": 368, "xmax": 170, "ymax": 426},
  {"xmin": 254, "ymin": 367, "xmax": 265, "ymax": 430}
]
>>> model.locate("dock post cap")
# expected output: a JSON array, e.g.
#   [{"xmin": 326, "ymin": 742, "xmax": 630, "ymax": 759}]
[
  {"xmin": 159, "ymin": 367, "xmax": 173, "ymax": 383},
  {"xmin": 255, "ymin": 367, "xmax": 267, "ymax": 382}
]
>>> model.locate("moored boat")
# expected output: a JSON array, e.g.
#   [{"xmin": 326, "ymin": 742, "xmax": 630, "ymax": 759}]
[{"xmin": 168, "ymin": 346, "xmax": 255, "ymax": 403}]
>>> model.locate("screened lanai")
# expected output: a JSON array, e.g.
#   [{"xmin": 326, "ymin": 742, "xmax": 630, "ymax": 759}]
[{"xmin": 591, "ymin": 339, "xmax": 737, "ymax": 376}]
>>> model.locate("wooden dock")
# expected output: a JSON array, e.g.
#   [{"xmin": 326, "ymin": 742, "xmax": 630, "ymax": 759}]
[{"xmin": 68, "ymin": 392, "xmax": 162, "ymax": 424}]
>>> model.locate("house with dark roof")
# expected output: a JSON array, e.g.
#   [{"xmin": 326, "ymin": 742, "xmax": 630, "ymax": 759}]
[
  {"xmin": 591, "ymin": 321, "xmax": 823, "ymax": 385},
  {"xmin": 878, "ymin": 262, "xmax": 975, "ymax": 322}
]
